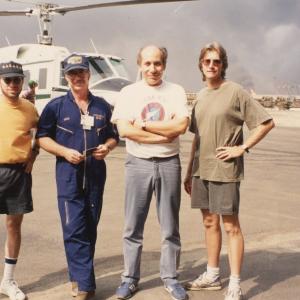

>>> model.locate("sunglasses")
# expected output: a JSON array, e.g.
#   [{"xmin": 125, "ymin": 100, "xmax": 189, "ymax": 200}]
[
  {"xmin": 3, "ymin": 77, "xmax": 23, "ymax": 85},
  {"xmin": 202, "ymin": 59, "xmax": 222, "ymax": 67}
]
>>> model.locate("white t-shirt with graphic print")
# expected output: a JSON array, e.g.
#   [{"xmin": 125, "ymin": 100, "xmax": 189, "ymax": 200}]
[{"xmin": 111, "ymin": 80, "xmax": 189, "ymax": 158}]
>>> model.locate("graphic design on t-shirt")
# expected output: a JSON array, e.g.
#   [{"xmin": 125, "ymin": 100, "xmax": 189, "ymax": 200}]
[{"xmin": 141, "ymin": 102, "xmax": 165, "ymax": 121}]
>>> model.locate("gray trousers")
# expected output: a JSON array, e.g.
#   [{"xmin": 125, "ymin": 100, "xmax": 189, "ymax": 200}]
[{"xmin": 122, "ymin": 154, "xmax": 182, "ymax": 284}]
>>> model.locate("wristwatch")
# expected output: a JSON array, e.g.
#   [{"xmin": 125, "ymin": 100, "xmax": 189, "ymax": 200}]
[
  {"xmin": 240, "ymin": 144, "xmax": 249, "ymax": 153},
  {"xmin": 141, "ymin": 120, "xmax": 147, "ymax": 130}
]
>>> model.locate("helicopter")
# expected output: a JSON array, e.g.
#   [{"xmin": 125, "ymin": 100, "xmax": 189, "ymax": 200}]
[{"xmin": 0, "ymin": 0, "xmax": 198, "ymax": 114}]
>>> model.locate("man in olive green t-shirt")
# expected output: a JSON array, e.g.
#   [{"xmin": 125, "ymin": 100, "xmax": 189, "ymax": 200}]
[{"xmin": 184, "ymin": 42, "xmax": 274, "ymax": 300}]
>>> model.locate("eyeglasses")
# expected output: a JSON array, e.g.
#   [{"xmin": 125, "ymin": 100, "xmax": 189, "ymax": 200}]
[
  {"xmin": 3, "ymin": 77, "xmax": 23, "ymax": 85},
  {"xmin": 202, "ymin": 59, "xmax": 222, "ymax": 67}
]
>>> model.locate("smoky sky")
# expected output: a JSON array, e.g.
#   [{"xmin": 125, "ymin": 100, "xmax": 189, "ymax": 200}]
[{"xmin": 0, "ymin": 0, "xmax": 300, "ymax": 94}]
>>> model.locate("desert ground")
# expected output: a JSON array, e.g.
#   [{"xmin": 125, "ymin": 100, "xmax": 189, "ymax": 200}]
[{"xmin": 0, "ymin": 108, "xmax": 299, "ymax": 300}]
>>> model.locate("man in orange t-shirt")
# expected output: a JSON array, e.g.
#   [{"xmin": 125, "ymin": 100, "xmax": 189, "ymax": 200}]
[{"xmin": 0, "ymin": 61, "xmax": 38, "ymax": 300}]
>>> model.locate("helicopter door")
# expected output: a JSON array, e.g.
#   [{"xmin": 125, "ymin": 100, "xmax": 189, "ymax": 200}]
[
  {"xmin": 34, "ymin": 62, "xmax": 54, "ymax": 114},
  {"xmin": 50, "ymin": 61, "xmax": 69, "ymax": 99}
]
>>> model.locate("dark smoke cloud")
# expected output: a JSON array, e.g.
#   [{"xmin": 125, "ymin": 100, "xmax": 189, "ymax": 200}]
[{"xmin": 0, "ymin": 0, "xmax": 299, "ymax": 94}]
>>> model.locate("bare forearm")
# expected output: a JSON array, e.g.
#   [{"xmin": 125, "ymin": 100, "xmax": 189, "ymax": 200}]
[
  {"xmin": 24, "ymin": 148, "xmax": 39, "ymax": 173},
  {"xmin": 38, "ymin": 137, "xmax": 68, "ymax": 157},
  {"xmin": 144, "ymin": 117, "xmax": 189, "ymax": 138},
  {"xmin": 117, "ymin": 121, "xmax": 171, "ymax": 144},
  {"xmin": 38, "ymin": 137, "xmax": 85, "ymax": 164},
  {"xmin": 183, "ymin": 134, "xmax": 197, "ymax": 195},
  {"xmin": 216, "ymin": 119, "xmax": 275, "ymax": 161},
  {"xmin": 244, "ymin": 119, "xmax": 275, "ymax": 150},
  {"xmin": 104, "ymin": 138, "xmax": 118, "ymax": 151},
  {"xmin": 124, "ymin": 128, "xmax": 171, "ymax": 144},
  {"xmin": 186, "ymin": 135, "xmax": 197, "ymax": 177}
]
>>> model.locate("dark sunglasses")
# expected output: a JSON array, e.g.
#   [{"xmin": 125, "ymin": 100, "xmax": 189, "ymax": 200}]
[
  {"xmin": 202, "ymin": 59, "xmax": 222, "ymax": 67},
  {"xmin": 3, "ymin": 77, "xmax": 23, "ymax": 85}
]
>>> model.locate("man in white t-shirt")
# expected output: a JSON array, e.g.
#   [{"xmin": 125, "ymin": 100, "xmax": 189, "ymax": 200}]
[{"xmin": 111, "ymin": 45, "xmax": 189, "ymax": 300}]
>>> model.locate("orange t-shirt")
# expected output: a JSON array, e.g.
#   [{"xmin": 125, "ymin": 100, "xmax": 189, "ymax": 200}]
[{"xmin": 0, "ymin": 97, "xmax": 39, "ymax": 163}]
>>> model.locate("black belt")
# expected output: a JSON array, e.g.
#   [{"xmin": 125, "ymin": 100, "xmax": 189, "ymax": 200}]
[
  {"xmin": 147, "ymin": 154, "xmax": 179, "ymax": 161},
  {"xmin": 0, "ymin": 163, "xmax": 25, "ymax": 169}
]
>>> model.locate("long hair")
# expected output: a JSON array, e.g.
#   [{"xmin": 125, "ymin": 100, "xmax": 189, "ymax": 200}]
[{"xmin": 198, "ymin": 42, "xmax": 228, "ymax": 81}]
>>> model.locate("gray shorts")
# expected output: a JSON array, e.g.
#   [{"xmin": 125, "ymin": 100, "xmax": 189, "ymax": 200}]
[
  {"xmin": 191, "ymin": 177, "xmax": 240, "ymax": 215},
  {"xmin": 0, "ymin": 164, "xmax": 33, "ymax": 215}
]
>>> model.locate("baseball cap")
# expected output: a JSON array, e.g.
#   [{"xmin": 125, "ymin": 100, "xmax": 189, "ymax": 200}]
[
  {"xmin": 0, "ymin": 61, "xmax": 25, "ymax": 78},
  {"xmin": 63, "ymin": 54, "xmax": 89, "ymax": 73},
  {"xmin": 28, "ymin": 80, "xmax": 38, "ymax": 88}
]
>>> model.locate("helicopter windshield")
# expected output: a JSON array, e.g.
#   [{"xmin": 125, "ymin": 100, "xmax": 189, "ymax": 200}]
[
  {"xmin": 59, "ymin": 56, "xmax": 131, "ymax": 89},
  {"xmin": 88, "ymin": 56, "xmax": 132, "ymax": 91},
  {"xmin": 89, "ymin": 57, "xmax": 113, "ymax": 85},
  {"xmin": 109, "ymin": 57, "xmax": 130, "ymax": 78}
]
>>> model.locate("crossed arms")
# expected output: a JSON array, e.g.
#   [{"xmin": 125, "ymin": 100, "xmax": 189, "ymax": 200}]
[{"xmin": 115, "ymin": 116, "xmax": 189, "ymax": 144}]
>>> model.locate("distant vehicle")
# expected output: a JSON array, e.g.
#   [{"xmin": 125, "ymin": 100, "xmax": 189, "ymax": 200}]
[{"xmin": 0, "ymin": 0, "xmax": 198, "ymax": 114}]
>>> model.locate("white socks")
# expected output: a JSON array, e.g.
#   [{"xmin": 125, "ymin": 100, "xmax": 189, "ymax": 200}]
[
  {"xmin": 205, "ymin": 265, "xmax": 241, "ymax": 291},
  {"xmin": 228, "ymin": 274, "xmax": 241, "ymax": 291},
  {"xmin": 206, "ymin": 265, "xmax": 220, "ymax": 281},
  {"xmin": 2, "ymin": 258, "xmax": 18, "ymax": 281}
]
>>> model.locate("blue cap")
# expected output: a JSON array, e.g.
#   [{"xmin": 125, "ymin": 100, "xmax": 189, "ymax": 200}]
[{"xmin": 63, "ymin": 54, "xmax": 89, "ymax": 73}]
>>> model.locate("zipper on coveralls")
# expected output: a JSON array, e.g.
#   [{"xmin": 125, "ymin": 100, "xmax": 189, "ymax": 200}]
[
  {"xmin": 65, "ymin": 201, "xmax": 70, "ymax": 225},
  {"xmin": 83, "ymin": 127, "xmax": 87, "ymax": 190},
  {"xmin": 56, "ymin": 125, "xmax": 74, "ymax": 134},
  {"xmin": 96, "ymin": 125, "xmax": 107, "ymax": 136},
  {"xmin": 75, "ymin": 101, "xmax": 90, "ymax": 191},
  {"xmin": 82, "ymin": 101, "xmax": 91, "ymax": 191}
]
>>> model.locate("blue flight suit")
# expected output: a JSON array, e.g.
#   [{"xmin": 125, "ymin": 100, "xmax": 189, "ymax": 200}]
[{"xmin": 36, "ymin": 91, "xmax": 118, "ymax": 292}]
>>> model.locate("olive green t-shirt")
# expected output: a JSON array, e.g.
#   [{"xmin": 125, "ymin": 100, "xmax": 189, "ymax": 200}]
[{"xmin": 190, "ymin": 81, "xmax": 272, "ymax": 182}]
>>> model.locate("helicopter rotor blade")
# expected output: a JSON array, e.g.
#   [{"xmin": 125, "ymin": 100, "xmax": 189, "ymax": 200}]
[
  {"xmin": 4, "ymin": 0, "xmax": 42, "ymax": 5},
  {"xmin": 50, "ymin": 0, "xmax": 199, "ymax": 15},
  {"xmin": 0, "ymin": 9, "xmax": 33, "ymax": 16}
]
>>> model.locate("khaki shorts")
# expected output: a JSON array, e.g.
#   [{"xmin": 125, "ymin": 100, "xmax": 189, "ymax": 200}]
[{"xmin": 191, "ymin": 177, "xmax": 240, "ymax": 215}]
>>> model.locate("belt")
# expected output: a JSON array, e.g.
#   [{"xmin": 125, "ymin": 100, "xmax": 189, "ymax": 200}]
[
  {"xmin": 0, "ymin": 163, "xmax": 25, "ymax": 169},
  {"xmin": 146, "ymin": 154, "xmax": 179, "ymax": 161}
]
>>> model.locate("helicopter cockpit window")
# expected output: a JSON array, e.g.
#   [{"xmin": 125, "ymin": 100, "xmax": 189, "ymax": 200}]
[
  {"xmin": 88, "ymin": 57, "xmax": 113, "ymax": 85},
  {"xmin": 39, "ymin": 68, "xmax": 47, "ymax": 89},
  {"xmin": 23, "ymin": 70, "xmax": 30, "ymax": 88},
  {"xmin": 109, "ymin": 58, "xmax": 130, "ymax": 79},
  {"xmin": 60, "ymin": 62, "xmax": 68, "ymax": 87}
]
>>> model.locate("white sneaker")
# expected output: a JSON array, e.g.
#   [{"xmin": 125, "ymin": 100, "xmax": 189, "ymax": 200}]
[
  {"xmin": 0, "ymin": 279, "xmax": 26, "ymax": 300},
  {"xmin": 224, "ymin": 288, "xmax": 243, "ymax": 300},
  {"xmin": 185, "ymin": 272, "xmax": 222, "ymax": 291}
]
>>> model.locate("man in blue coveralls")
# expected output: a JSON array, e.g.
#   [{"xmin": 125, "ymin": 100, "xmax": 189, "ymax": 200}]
[{"xmin": 36, "ymin": 54, "xmax": 118, "ymax": 300}]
